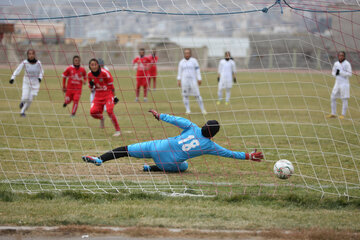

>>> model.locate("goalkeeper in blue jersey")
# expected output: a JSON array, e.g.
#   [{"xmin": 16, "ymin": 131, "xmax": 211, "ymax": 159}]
[{"xmin": 82, "ymin": 110, "xmax": 263, "ymax": 172}]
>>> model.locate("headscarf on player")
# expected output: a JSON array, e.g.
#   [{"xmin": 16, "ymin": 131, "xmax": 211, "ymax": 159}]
[
  {"xmin": 89, "ymin": 58, "xmax": 101, "ymax": 77},
  {"xmin": 73, "ymin": 55, "xmax": 80, "ymax": 68},
  {"xmin": 201, "ymin": 120, "xmax": 220, "ymax": 138},
  {"xmin": 27, "ymin": 49, "xmax": 37, "ymax": 64}
]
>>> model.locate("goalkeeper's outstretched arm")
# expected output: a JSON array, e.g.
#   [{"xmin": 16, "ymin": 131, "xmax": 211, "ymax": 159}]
[
  {"xmin": 149, "ymin": 109, "xmax": 194, "ymax": 130},
  {"xmin": 207, "ymin": 142, "xmax": 263, "ymax": 162}
]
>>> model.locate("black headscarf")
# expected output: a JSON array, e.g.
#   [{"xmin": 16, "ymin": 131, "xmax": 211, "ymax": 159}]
[
  {"xmin": 27, "ymin": 58, "xmax": 37, "ymax": 64},
  {"xmin": 201, "ymin": 120, "xmax": 220, "ymax": 138}
]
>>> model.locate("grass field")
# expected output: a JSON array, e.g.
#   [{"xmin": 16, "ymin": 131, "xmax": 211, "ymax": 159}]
[{"xmin": 0, "ymin": 68, "xmax": 360, "ymax": 234}]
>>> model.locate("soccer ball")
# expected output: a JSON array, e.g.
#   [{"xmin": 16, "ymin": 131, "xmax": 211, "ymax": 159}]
[{"xmin": 273, "ymin": 160, "xmax": 294, "ymax": 179}]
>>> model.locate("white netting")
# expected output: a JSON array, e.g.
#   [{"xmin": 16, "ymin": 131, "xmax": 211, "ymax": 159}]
[{"xmin": 0, "ymin": 0, "xmax": 359, "ymax": 198}]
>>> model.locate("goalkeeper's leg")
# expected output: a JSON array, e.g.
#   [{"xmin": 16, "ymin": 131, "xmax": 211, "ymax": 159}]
[
  {"xmin": 100, "ymin": 146, "xmax": 128, "ymax": 162},
  {"xmin": 143, "ymin": 161, "xmax": 188, "ymax": 172},
  {"xmin": 83, "ymin": 141, "xmax": 155, "ymax": 167},
  {"xmin": 143, "ymin": 164, "xmax": 162, "ymax": 172},
  {"xmin": 82, "ymin": 146, "xmax": 129, "ymax": 166}
]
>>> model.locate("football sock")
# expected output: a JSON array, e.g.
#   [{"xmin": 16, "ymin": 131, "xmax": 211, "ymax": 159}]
[
  {"xmin": 225, "ymin": 88, "xmax": 231, "ymax": 102},
  {"xmin": 21, "ymin": 100, "xmax": 32, "ymax": 114},
  {"xmin": 148, "ymin": 165, "xmax": 162, "ymax": 172},
  {"xmin": 331, "ymin": 98, "xmax": 337, "ymax": 115},
  {"xmin": 341, "ymin": 98, "xmax": 348, "ymax": 116},
  {"xmin": 144, "ymin": 86, "xmax": 148, "ymax": 97},
  {"xmin": 195, "ymin": 96, "xmax": 205, "ymax": 112},
  {"xmin": 108, "ymin": 112, "xmax": 120, "ymax": 131},
  {"xmin": 100, "ymin": 146, "xmax": 128, "ymax": 162},
  {"xmin": 218, "ymin": 89, "xmax": 223, "ymax": 101},
  {"xmin": 136, "ymin": 86, "xmax": 140, "ymax": 98},
  {"xmin": 71, "ymin": 101, "xmax": 78, "ymax": 115},
  {"xmin": 183, "ymin": 96, "xmax": 190, "ymax": 112}
]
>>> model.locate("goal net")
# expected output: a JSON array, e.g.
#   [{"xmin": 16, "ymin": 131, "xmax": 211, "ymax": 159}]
[{"xmin": 0, "ymin": 0, "xmax": 359, "ymax": 198}]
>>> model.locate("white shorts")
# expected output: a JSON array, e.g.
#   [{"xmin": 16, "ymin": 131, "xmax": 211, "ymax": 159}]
[
  {"xmin": 182, "ymin": 85, "xmax": 200, "ymax": 97},
  {"xmin": 331, "ymin": 83, "xmax": 350, "ymax": 99},
  {"xmin": 218, "ymin": 79, "xmax": 233, "ymax": 90},
  {"xmin": 21, "ymin": 80, "xmax": 40, "ymax": 101}
]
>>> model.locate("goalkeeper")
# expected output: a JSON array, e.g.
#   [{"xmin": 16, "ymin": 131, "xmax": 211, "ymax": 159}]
[{"xmin": 83, "ymin": 110, "xmax": 263, "ymax": 172}]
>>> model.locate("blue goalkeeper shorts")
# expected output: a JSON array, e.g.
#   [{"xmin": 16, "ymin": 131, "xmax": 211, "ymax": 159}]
[{"xmin": 128, "ymin": 140, "xmax": 189, "ymax": 172}]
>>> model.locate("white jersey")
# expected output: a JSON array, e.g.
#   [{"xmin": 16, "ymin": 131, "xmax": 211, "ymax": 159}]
[
  {"xmin": 11, "ymin": 60, "xmax": 44, "ymax": 85},
  {"xmin": 332, "ymin": 60, "xmax": 352, "ymax": 84},
  {"xmin": 177, "ymin": 57, "xmax": 201, "ymax": 96},
  {"xmin": 331, "ymin": 60, "xmax": 352, "ymax": 99},
  {"xmin": 177, "ymin": 57, "xmax": 201, "ymax": 85},
  {"xmin": 218, "ymin": 59, "xmax": 236, "ymax": 89}
]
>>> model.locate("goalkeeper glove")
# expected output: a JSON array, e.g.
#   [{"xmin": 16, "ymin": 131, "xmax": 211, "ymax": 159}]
[
  {"xmin": 336, "ymin": 69, "xmax": 340, "ymax": 76},
  {"xmin": 114, "ymin": 96, "xmax": 119, "ymax": 104},
  {"xmin": 148, "ymin": 109, "xmax": 160, "ymax": 121},
  {"xmin": 233, "ymin": 77, "xmax": 237, "ymax": 83},
  {"xmin": 38, "ymin": 78, "xmax": 42, "ymax": 83},
  {"xmin": 9, "ymin": 79, "xmax": 14, "ymax": 84},
  {"xmin": 245, "ymin": 149, "xmax": 263, "ymax": 162}
]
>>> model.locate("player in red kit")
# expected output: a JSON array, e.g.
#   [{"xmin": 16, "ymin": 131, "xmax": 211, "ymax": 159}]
[
  {"xmin": 148, "ymin": 49, "xmax": 158, "ymax": 90},
  {"xmin": 88, "ymin": 58, "xmax": 121, "ymax": 137},
  {"xmin": 62, "ymin": 56, "xmax": 87, "ymax": 116},
  {"xmin": 132, "ymin": 48, "xmax": 151, "ymax": 102}
]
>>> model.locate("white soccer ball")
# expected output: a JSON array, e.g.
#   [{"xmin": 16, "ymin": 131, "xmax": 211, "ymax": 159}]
[{"xmin": 273, "ymin": 159, "xmax": 294, "ymax": 179}]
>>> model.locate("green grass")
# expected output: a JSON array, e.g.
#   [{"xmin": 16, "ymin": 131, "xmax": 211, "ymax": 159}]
[
  {"xmin": 0, "ymin": 68, "xmax": 360, "ymax": 230},
  {"xmin": 0, "ymin": 190, "xmax": 359, "ymax": 230},
  {"xmin": 0, "ymin": 68, "xmax": 360, "ymax": 198}
]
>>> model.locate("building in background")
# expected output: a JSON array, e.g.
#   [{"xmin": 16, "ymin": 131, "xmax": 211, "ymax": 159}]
[
  {"xmin": 12, "ymin": 22, "xmax": 65, "ymax": 44},
  {"xmin": 0, "ymin": 23, "xmax": 14, "ymax": 43},
  {"xmin": 116, "ymin": 34, "xmax": 142, "ymax": 46}
]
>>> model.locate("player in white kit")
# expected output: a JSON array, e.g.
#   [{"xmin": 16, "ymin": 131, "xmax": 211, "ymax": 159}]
[
  {"xmin": 10, "ymin": 49, "xmax": 44, "ymax": 117},
  {"xmin": 327, "ymin": 51, "xmax": 352, "ymax": 119},
  {"xmin": 177, "ymin": 49, "xmax": 206, "ymax": 115},
  {"xmin": 217, "ymin": 51, "xmax": 236, "ymax": 105}
]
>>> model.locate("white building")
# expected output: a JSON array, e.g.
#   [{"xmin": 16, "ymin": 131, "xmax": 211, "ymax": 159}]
[{"xmin": 169, "ymin": 37, "xmax": 250, "ymax": 58}]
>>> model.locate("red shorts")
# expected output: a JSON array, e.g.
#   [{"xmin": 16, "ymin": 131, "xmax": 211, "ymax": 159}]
[
  {"xmin": 65, "ymin": 89, "xmax": 81, "ymax": 103},
  {"xmin": 91, "ymin": 95, "xmax": 114, "ymax": 115},
  {"xmin": 148, "ymin": 67, "xmax": 157, "ymax": 78},
  {"xmin": 136, "ymin": 72, "xmax": 149, "ymax": 87}
]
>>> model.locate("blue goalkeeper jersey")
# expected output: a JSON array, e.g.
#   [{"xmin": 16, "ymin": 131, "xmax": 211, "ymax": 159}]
[{"xmin": 127, "ymin": 114, "xmax": 246, "ymax": 172}]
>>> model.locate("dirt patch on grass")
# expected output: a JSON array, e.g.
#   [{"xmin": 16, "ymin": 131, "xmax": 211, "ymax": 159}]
[{"xmin": 0, "ymin": 226, "xmax": 359, "ymax": 240}]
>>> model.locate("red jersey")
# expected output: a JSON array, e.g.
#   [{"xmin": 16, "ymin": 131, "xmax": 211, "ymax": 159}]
[
  {"xmin": 148, "ymin": 55, "xmax": 158, "ymax": 65},
  {"xmin": 62, "ymin": 65, "xmax": 87, "ymax": 90},
  {"xmin": 88, "ymin": 69, "xmax": 114, "ymax": 98},
  {"xmin": 132, "ymin": 56, "xmax": 151, "ymax": 74}
]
